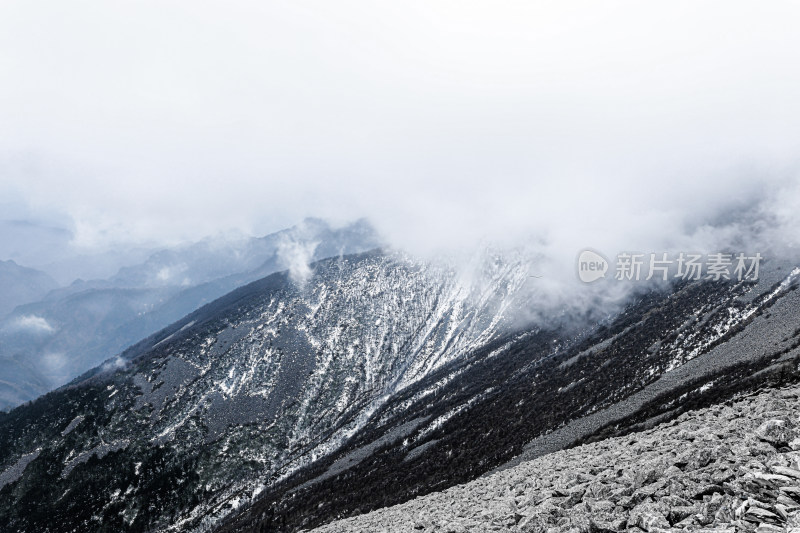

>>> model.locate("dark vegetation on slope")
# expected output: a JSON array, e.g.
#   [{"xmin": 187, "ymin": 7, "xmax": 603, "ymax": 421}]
[
  {"xmin": 577, "ymin": 294, "xmax": 800, "ymax": 447},
  {"xmin": 0, "ymin": 384, "xmax": 210, "ymax": 532},
  {"xmin": 0, "ymin": 268, "xmax": 302, "ymax": 533}
]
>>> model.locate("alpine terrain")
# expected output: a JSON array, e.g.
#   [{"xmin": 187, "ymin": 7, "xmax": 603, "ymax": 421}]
[
  {"xmin": 0, "ymin": 248, "xmax": 532, "ymax": 532},
  {"xmin": 0, "ymin": 248, "xmax": 799, "ymax": 533}
]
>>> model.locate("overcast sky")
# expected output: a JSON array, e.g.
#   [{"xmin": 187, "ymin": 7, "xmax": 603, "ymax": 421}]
[{"xmin": 1, "ymin": 1, "xmax": 800, "ymax": 262}]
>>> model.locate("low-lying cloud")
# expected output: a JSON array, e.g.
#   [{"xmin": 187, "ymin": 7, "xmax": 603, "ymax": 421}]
[
  {"xmin": 8, "ymin": 315, "xmax": 56, "ymax": 335},
  {"xmin": 100, "ymin": 355, "xmax": 128, "ymax": 374},
  {"xmin": 277, "ymin": 237, "xmax": 319, "ymax": 288}
]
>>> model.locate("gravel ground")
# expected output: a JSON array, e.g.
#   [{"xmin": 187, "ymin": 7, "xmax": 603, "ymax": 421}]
[{"xmin": 310, "ymin": 383, "xmax": 800, "ymax": 532}]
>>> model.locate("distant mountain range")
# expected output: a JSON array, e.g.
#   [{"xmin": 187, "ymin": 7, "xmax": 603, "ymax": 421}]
[
  {"xmin": 0, "ymin": 218, "xmax": 381, "ymax": 410},
  {"xmin": 0, "ymin": 260, "xmax": 58, "ymax": 318}
]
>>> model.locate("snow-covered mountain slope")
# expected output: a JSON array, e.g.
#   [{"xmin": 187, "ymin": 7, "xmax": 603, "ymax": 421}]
[
  {"xmin": 219, "ymin": 260, "xmax": 800, "ymax": 533},
  {"xmin": 308, "ymin": 381, "xmax": 800, "ymax": 533},
  {"xmin": 0, "ymin": 250, "xmax": 531, "ymax": 533},
  {"xmin": 3, "ymin": 246, "xmax": 799, "ymax": 533},
  {"xmin": 0, "ymin": 218, "xmax": 379, "ymax": 411}
]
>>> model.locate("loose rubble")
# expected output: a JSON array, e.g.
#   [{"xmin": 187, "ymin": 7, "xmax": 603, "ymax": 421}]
[{"xmin": 310, "ymin": 384, "xmax": 800, "ymax": 532}]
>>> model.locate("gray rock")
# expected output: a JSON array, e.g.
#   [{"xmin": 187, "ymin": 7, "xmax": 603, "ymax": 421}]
[{"xmin": 756, "ymin": 419, "xmax": 797, "ymax": 447}]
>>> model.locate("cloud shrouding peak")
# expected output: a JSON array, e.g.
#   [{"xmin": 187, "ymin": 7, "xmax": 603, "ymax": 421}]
[{"xmin": 0, "ymin": 1, "xmax": 798, "ymax": 266}]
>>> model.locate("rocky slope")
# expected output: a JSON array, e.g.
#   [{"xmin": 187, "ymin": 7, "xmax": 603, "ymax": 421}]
[{"xmin": 309, "ymin": 382, "xmax": 800, "ymax": 533}]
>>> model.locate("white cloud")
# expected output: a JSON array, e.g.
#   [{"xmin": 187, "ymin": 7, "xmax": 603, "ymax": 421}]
[
  {"xmin": 101, "ymin": 355, "xmax": 128, "ymax": 373},
  {"xmin": 0, "ymin": 1, "xmax": 798, "ymax": 275},
  {"xmin": 277, "ymin": 238, "xmax": 319, "ymax": 288},
  {"xmin": 154, "ymin": 263, "xmax": 189, "ymax": 285},
  {"xmin": 10, "ymin": 315, "xmax": 56, "ymax": 334}
]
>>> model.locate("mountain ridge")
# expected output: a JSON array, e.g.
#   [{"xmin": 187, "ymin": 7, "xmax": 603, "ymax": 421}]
[
  {"xmin": 1, "ymin": 248, "xmax": 799, "ymax": 533},
  {"xmin": 217, "ymin": 260, "xmax": 800, "ymax": 532},
  {"xmin": 0, "ymin": 248, "xmax": 532, "ymax": 533}
]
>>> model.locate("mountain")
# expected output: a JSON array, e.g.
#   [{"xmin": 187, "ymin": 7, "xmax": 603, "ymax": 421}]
[
  {"xmin": 0, "ymin": 218, "xmax": 380, "ymax": 411},
  {"xmin": 0, "ymin": 218, "xmax": 157, "ymax": 285},
  {"xmin": 1, "ymin": 249, "xmax": 799, "ymax": 533},
  {"xmin": 0, "ymin": 260, "xmax": 60, "ymax": 409},
  {"xmin": 0, "ymin": 249, "xmax": 531, "ymax": 533},
  {"xmin": 0, "ymin": 260, "xmax": 58, "ymax": 318},
  {"xmin": 218, "ymin": 258, "xmax": 800, "ymax": 532}
]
